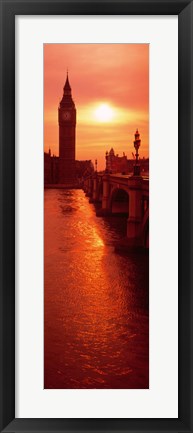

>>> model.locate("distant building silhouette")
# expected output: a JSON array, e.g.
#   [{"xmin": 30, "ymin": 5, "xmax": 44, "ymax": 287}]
[
  {"xmin": 105, "ymin": 131, "xmax": 149, "ymax": 175},
  {"xmin": 44, "ymin": 151, "xmax": 59, "ymax": 184},
  {"xmin": 106, "ymin": 148, "xmax": 128, "ymax": 174}
]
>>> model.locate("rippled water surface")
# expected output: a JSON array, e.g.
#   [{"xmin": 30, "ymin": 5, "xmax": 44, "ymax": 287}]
[{"xmin": 44, "ymin": 189, "xmax": 149, "ymax": 389}]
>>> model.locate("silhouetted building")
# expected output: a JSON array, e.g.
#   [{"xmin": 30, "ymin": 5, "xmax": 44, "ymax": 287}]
[
  {"xmin": 75, "ymin": 160, "xmax": 94, "ymax": 180},
  {"xmin": 106, "ymin": 148, "xmax": 128, "ymax": 174},
  {"xmin": 44, "ymin": 73, "xmax": 94, "ymax": 186},
  {"xmin": 44, "ymin": 151, "xmax": 59, "ymax": 184},
  {"xmin": 127, "ymin": 157, "xmax": 149, "ymax": 174},
  {"xmin": 44, "ymin": 152, "xmax": 94, "ymax": 185},
  {"xmin": 58, "ymin": 73, "xmax": 76, "ymax": 184},
  {"xmin": 105, "ymin": 150, "xmax": 149, "ymax": 175}
]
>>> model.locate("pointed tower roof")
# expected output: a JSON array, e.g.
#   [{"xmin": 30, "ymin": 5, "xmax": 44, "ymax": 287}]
[
  {"xmin": 64, "ymin": 71, "xmax": 71, "ymax": 92},
  {"xmin": 60, "ymin": 70, "xmax": 75, "ymax": 109}
]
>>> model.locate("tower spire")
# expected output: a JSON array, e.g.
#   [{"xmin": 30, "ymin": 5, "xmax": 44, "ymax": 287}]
[{"xmin": 64, "ymin": 69, "xmax": 71, "ymax": 93}]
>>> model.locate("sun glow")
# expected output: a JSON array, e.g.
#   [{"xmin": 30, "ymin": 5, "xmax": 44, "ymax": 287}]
[{"xmin": 94, "ymin": 103, "xmax": 115, "ymax": 123}]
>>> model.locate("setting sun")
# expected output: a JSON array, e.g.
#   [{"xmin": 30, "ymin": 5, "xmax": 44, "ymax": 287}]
[
  {"xmin": 44, "ymin": 43, "xmax": 149, "ymax": 391},
  {"xmin": 94, "ymin": 103, "xmax": 115, "ymax": 123},
  {"xmin": 44, "ymin": 43, "xmax": 149, "ymax": 169}
]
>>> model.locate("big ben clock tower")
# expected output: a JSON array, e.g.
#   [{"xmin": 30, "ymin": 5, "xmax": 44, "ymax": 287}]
[{"xmin": 58, "ymin": 72, "xmax": 76, "ymax": 184}]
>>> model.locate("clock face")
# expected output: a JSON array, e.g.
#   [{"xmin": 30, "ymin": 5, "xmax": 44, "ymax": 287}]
[{"xmin": 62, "ymin": 111, "xmax": 71, "ymax": 121}]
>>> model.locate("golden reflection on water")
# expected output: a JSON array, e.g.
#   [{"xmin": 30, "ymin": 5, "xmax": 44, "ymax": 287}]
[{"xmin": 44, "ymin": 189, "xmax": 149, "ymax": 389}]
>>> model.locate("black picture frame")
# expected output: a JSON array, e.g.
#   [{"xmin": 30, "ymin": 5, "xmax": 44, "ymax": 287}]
[{"xmin": 0, "ymin": 0, "xmax": 193, "ymax": 432}]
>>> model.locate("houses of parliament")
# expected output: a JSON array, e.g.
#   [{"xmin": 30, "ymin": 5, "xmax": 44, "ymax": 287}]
[
  {"xmin": 44, "ymin": 73, "xmax": 93, "ymax": 186},
  {"xmin": 44, "ymin": 73, "xmax": 149, "ymax": 185}
]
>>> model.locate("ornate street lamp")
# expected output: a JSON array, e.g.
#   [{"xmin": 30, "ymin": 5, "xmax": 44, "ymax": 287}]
[{"xmin": 133, "ymin": 129, "xmax": 141, "ymax": 176}]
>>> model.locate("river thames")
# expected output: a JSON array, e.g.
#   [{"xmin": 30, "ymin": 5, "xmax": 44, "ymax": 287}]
[{"xmin": 44, "ymin": 189, "xmax": 149, "ymax": 389}]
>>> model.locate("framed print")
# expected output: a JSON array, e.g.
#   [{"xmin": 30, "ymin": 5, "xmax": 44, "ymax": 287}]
[
  {"xmin": 44, "ymin": 42, "xmax": 150, "ymax": 392},
  {"xmin": 0, "ymin": 1, "xmax": 193, "ymax": 433},
  {"xmin": 17, "ymin": 16, "xmax": 178, "ymax": 419}
]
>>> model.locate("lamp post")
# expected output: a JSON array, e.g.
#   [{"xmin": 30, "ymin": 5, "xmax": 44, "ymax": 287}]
[
  {"xmin": 133, "ymin": 129, "xmax": 141, "ymax": 176},
  {"xmin": 105, "ymin": 151, "xmax": 109, "ymax": 173}
]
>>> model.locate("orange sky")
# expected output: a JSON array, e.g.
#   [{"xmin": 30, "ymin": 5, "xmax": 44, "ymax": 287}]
[{"xmin": 44, "ymin": 44, "xmax": 149, "ymax": 170}]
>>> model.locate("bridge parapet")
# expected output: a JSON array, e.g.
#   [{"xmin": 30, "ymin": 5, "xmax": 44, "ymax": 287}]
[
  {"xmin": 127, "ymin": 176, "xmax": 144, "ymax": 244},
  {"xmin": 83, "ymin": 172, "xmax": 149, "ymax": 248}
]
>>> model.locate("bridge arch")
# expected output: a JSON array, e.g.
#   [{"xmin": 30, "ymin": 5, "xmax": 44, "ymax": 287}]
[{"xmin": 109, "ymin": 187, "xmax": 129, "ymax": 215}]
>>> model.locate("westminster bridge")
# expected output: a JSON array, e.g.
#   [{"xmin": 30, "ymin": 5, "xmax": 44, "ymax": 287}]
[{"xmin": 83, "ymin": 172, "xmax": 149, "ymax": 249}]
